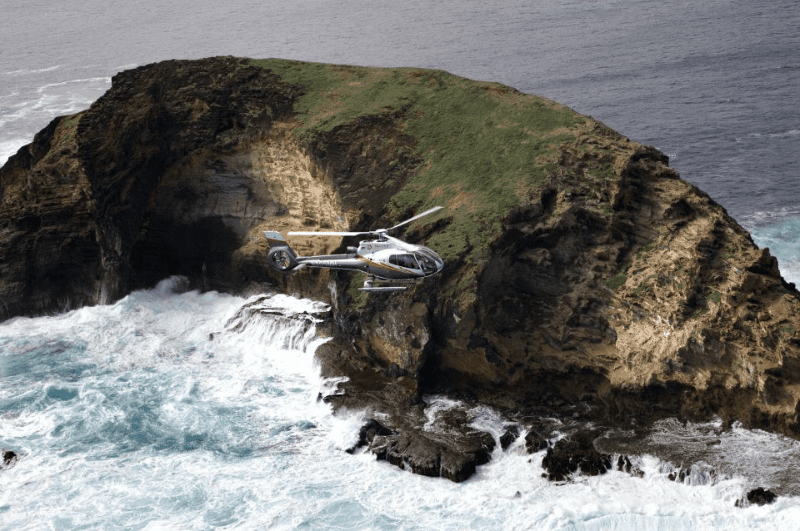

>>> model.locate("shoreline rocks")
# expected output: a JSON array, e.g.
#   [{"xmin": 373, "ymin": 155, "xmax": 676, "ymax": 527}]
[
  {"xmin": 541, "ymin": 430, "xmax": 612, "ymax": 482},
  {"xmin": 745, "ymin": 487, "xmax": 778, "ymax": 506}
]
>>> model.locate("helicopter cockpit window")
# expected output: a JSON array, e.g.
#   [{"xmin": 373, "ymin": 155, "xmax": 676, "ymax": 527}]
[
  {"xmin": 415, "ymin": 251, "xmax": 438, "ymax": 274},
  {"xmin": 390, "ymin": 254, "xmax": 420, "ymax": 269}
]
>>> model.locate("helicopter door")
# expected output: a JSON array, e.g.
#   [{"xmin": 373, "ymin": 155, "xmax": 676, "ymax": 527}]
[{"xmin": 389, "ymin": 254, "xmax": 420, "ymax": 270}]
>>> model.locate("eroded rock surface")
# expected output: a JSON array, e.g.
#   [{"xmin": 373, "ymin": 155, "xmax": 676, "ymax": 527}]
[{"xmin": 0, "ymin": 57, "xmax": 347, "ymax": 316}]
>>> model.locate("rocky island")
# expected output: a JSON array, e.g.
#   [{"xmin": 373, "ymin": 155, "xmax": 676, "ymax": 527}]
[{"xmin": 2, "ymin": 56, "xmax": 800, "ymax": 485}]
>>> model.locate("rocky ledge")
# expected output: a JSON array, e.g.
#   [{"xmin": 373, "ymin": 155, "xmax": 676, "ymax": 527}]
[{"xmin": 3, "ymin": 57, "xmax": 800, "ymax": 483}]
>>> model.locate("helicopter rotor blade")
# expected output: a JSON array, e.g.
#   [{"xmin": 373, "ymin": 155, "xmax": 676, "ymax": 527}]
[
  {"xmin": 287, "ymin": 231, "xmax": 373, "ymax": 237},
  {"xmin": 287, "ymin": 206, "xmax": 442, "ymax": 238},
  {"xmin": 387, "ymin": 206, "xmax": 443, "ymax": 232}
]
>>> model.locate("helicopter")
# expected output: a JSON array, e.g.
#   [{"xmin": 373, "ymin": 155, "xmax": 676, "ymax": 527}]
[{"xmin": 263, "ymin": 206, "xmax": 444, "ymax": 292}]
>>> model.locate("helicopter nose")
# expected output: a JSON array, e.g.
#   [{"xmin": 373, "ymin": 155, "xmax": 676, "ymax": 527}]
[
  {"xmin": 433, "ymin": 254, "xmax": 444, "ymax": 273},
  {"xmin": 417, "ymin": 246, "xmax": 444, "ymax": 276}
]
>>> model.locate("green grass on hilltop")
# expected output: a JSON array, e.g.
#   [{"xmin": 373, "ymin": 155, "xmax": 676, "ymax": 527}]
[{"xmin": 250, "ymin": 58, "xmax": 588, "ymax": 302}]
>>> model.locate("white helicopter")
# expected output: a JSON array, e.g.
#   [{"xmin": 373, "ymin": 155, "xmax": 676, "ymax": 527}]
[{"xmin": 264, "ymin": 206, "xmax": 444, "ymax": 292}]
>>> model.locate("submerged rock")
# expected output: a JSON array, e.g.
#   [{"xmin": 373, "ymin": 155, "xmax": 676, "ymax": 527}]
[
  {"xmin": 616, "ymin": 455, "xmax": 644, "ymax": 478},
  {"xmin": 735, "ymin": 487, "xmax": 778, "ymax": 507},
  {"xmin": 346, "ymin": 419, "xmax": 394, "ymax": 455},
  {"xmin": 1, "ymin": 450, "xmax": 18, "ymax": 471},
  {"xmin": 500, "ymin": 425, "xmax": 520, "ymax": 451},
  {"xmin": 747, "ymin": 487, "xmax": 778, "ymax": 506}
]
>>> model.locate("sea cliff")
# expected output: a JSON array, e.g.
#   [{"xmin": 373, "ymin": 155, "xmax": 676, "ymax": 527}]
[{"xmin": 2, "ymin": 56, "xmax": 800, "ymax": 482}]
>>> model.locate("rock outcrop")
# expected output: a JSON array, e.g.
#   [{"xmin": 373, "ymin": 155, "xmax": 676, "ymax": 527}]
[
  {"xmin": 744, "ymin": 487, "xmax": 778, "ymax": 506},
  {"xmin": 3, "ymin": 57, "xmax": 800, "ymax": 482},
  {"xmin": 541, "ymin": 429, "xmax": 612, "ymax": 482},
  {"xmin": 1, "ymin": 450, "xmax": 18, "ymax": 471}
]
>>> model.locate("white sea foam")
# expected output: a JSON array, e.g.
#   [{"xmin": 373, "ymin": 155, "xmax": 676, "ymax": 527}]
[
  {"xmin": 0, "ymin": 140, "xmax": 24, "ymax": 167},
  {"xmin": 2, "ymin": 65, "xmax": 62, "ymax": 76},
  {"xmin": 768, "ymin": 129, "xmax": 800, "ymax": 138},
  {"xmin": 745, "ymin": 216, "xmax": 800, "ymax": 286},
  {"xmin": 0, "ymin": 77, "xmax": 108, "ymax": 128}
]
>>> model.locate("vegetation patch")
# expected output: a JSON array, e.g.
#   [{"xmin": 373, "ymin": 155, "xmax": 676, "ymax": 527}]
[
  {"xmin": 604, "ymin": 263, "xmax": 632, "ymax": 291},
  {"xmin": 634, "ymin": 275, "xmax": 656, "ymax": 295},
  {"xmin": 43, "ymin": 113, "xmax": 82, "ymax": 163},
  {"xmin": 594, "ymin": 203, "xmax": 612, "ymax": 216},
  {"xmin": 721, "ymin": 245, "xmax": 737, "ymax": 260},
  {"xmin": 590, "ymin": 162, "xmax": 616, "ymax": 183},
  {"xmin": 60, "ymin": 114, "xmax": 81, "ymax": 140},
  {"xmin": 706, "ymin": 291, "xmax": 721, "ymax": 304},
  {"xmin": 348, "ymin": 273, "xmax": 369, "ymax": 310},
  {"xmin": 635, "ymin": 243, "xmax": 654, "ymax": 262}
]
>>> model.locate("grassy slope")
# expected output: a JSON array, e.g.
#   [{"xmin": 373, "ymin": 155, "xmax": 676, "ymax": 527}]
[{"xmin": 250, "ymin": 58, "xmax": 588, "ymax": 304}]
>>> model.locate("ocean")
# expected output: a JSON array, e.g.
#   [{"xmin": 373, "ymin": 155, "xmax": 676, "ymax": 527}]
[{"xmin": 2, "ymin": 0, "xmax": 800, "ymax": 528}]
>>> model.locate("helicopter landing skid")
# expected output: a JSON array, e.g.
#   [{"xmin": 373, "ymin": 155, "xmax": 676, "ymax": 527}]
[
  {"xmin": 358, "ymin": 286, "xmax": 409, "ymax": 293},
  {"xmin": 358, "ymin": 276, "xmax": 412, "ymax": 293}
]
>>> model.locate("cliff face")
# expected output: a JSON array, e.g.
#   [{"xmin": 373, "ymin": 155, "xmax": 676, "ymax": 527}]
[
  {"xmin": 3, "ymin": 57, "xmax": 800, "ymax": 481},
  {"xmin": 0, "ymin": 58, "xmax": 350, "ymax": 313}
]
